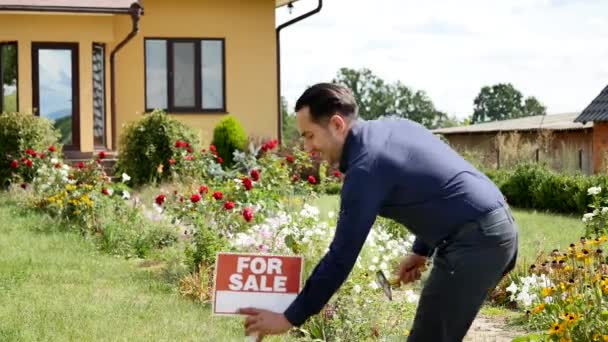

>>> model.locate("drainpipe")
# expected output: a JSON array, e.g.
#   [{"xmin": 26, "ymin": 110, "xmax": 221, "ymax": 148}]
[
  {"xmin": 276, "ymin": 0, "xmax": 322, "ymax": 143},
  {"xmin": 110, "ymin": 2, "xmax": 143, "ymax": 150}
]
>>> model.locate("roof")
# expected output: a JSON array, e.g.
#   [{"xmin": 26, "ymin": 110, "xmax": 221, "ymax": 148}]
[
  {"xmin": 433, "ymin": 112, "xmax": 593, "ymax": 135},
  {"xmin": 0, "ymin": 0, "xmax": 140, "ymax": 13},
  {"xmin": 276, "ymin": 0, "xmax": 300, "ymax": 7},
  {"xmin": 574, "ymin": 84, "xmax": 608, "ymax": 123}
]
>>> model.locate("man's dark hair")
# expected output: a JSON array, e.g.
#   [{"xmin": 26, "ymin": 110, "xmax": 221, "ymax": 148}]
[{"xmin": 294, "ymin": 83, "xmax": 358, "ymax": 124}]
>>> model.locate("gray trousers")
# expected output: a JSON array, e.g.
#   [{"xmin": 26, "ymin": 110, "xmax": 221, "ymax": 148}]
[{"xmin": 407, "ymin": 205, "xmax": 518, "ymax": 342}]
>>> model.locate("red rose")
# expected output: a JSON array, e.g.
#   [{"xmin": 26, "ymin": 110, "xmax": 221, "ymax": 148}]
[
  {"xmin": 20, "ymin": 183, "xmax": 27, "ymax": 189},
  {"xmin": 286, "ymin": 155, "xmax": 295, "ymax": 163},
  {"xmin": 213, "ymin": 191, "xmax": 223, "ymax": 200},
  {"xmin": 242, "ymin": 177, "xmax": 253, "ymax": 191},
  {"xmin": 54, "ymin": 163, "xmax": 61, "ymax": 169},
  {"xmin": 224, "ymin": 201, "xmax": 235, "ymax": 210},
  {"xmin": 250, "ymin": 169, "xmax": 260, "ymax": 181},
  {"xmin": 243, "ymin": 208, "xmax": 254, "ymax": 222},
  {"xmin": 184, "ymin": 155, "xmax": 194, "ymax": 161},
  {"xmin": 38, "ymin": 153, "xmax": 46, "ymax": 159},
  {"xmin": 25, "ymin": 159, "xmax": 33, "ymax": 168},
  {"xmin": 198, "ymin": 185, "xmax": 208, "ymax": 194},
  {"xmin": 186, "ymin": 147, "xmax": 193, "ymax": 153},
  {"xmin": 308, "ymin": 175, "xmax": 317, "ymax": 184},
  {"xmin": 179, "ymin": 196, "xmax": 184, "ymax": 203},
  {"xmin": 25, "ymin": 148, "xmax": 36, "ymax": 157},
  {"xmin": 155, "ymin": 194, "xmax": 166, "ymax": 206},
  {"xmin": 10, "ymin": 160, "xmax": 18, "ymax": 169},
  {"xmin": 75, "ymin": 161, "xmax": 85, "ymax": 169},
  {"xmin": 334, "ymin": 170, "xmax": 341, "ymax": 177},
  {"xmin": 48, "ymin": 145, "xmax": 56, "ymax": 152},
  {"xmin": 217, "ymin": 157, "xmax": 223, "ymax": 164},
  {"xmin": 98, "ymin": 151, "xmax": 107, "ymax": 159},
  {"xmin": 210, "ymin": 145, "xmax": 217, "ymax": 152},
  {"xmin": 201, "ymin": 148, "xmax": 207, "ymax": 153},
  {"xmin": 292, "ymin": 174, "xmax": 300, "ymax": 182},
  {"xmin": 101, "ymin": 188, "xmax": 110, "ymax": 195},
  {"xmin": 191, "ymin": 193, "xmax": 202, "ymax": 203},
  {"xmin": 169, "ymin": 159, "xmax": 176, "ymax": 165}
]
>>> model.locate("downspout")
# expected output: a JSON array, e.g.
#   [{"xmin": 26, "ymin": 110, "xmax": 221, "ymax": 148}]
[
  {"xmin": 276, "ymin": 0, "xmax": 322, "ymax": 143},
  {"xmin": 110, "ymin": 2, "xmax": 143, "ymax": 150}
]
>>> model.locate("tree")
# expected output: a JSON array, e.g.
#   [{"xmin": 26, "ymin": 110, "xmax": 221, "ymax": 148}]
[
  {"xmin": 1, "ymin": 44, "xmax": 17, "ymax": 86},
  {"xmin": 332, "ymin": 67, "xmax": 450, "ymax": 129},
  {"xmin": 280, "ymin": 96, "xmax": 299, "ymax": 144},
  {"xmin": 471, "ymin": 83, "xmax": 546, "ymax": 124}
]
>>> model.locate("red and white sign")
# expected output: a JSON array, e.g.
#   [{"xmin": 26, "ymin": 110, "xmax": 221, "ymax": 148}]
[{"xmin": 212, "ymin": 252, "xmax": 303, "ymax": 315}]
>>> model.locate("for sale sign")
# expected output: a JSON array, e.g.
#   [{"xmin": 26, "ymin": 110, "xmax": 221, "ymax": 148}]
[{"xmin": 212, "ymin": 252, "xmax": 304, "ymax": 315}]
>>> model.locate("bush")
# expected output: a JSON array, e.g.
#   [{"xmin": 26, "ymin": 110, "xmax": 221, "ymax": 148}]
[
  {"xmin": 485, "ymin": 163, "xmax": 608, "ymax": 214},
  {"xmin": 115, "ymin": 110, "xmax": 200, "ymax": 187},
  {"xmin": 0, "ymin": 112, "xmax": 60, "ymax": 188},
  {"xmin": 211, "ymin": 116, "xmax": 247, "ymax": 167}
]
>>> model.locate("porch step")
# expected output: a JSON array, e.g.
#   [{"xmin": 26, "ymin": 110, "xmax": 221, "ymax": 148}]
[{"xmin": 63, "ymin": 151, "xmax": 118, "ymax": 177}]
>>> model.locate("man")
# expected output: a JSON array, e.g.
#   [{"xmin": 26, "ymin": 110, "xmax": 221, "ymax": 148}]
[{"xmin": 239, "ymin": 83, "xmax": 518, "ymax": 341}]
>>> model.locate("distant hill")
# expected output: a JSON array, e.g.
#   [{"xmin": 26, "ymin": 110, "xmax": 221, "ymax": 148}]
[
  {"xmin": 53, "ymin": 116, "xmax": 72, "ymax": 145},
  {"xmin": 45, "ymin": 108, "xmax": 71, "ymax": 121}
]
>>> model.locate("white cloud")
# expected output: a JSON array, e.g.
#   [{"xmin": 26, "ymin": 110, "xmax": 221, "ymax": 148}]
[{"xmin": 276, "ymin": 0, "xmax": 608, "ymax": 119}]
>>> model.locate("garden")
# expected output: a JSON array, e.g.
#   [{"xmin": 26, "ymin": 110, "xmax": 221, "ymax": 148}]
[{"xmin": 1, "ymin": 109, "xmax": 607, "ymax": 341}]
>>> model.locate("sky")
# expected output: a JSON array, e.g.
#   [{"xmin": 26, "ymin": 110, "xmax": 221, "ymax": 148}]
[{"xmin": 276, "ymin": 0, "xmax": 608, "ymax": 119}]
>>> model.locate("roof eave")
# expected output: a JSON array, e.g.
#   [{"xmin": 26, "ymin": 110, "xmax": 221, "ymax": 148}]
[{"xmin": 0, "ymin": 3, "xmax": 141, "ymax": 15}]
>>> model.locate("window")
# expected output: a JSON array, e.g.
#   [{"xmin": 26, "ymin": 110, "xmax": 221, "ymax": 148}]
[
  {"xmin": 145, "ymin": 38, "xmax": 225, "ymax": 113},
  {"xmin": 0, "ymin": 42, "xmax": 18, "ymax": 112}
]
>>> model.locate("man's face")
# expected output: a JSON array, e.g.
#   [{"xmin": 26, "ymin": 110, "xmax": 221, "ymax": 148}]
[{"xmin": 296, "ymin": 106, "xmax": 348, "ymax": 166}]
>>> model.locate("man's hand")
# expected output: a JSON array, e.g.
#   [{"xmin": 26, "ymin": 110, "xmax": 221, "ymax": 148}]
[
  {"xmin": 239, "ymin": 308, "xmax": 293, "ymax": 341},
  {"xmin": 397, "ymin": 254, "xmax": 427, "ymax": 284}
]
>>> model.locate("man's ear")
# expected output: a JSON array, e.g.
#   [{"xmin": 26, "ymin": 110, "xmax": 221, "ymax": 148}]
[{"xmin": 329, "ymin": 114, "xmax": 346, "ymax": 133}]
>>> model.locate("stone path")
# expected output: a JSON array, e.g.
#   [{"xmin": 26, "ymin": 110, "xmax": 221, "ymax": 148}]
[{"xmin": 464, "ymin": 315, "xmax": 525, "ymax": 342}]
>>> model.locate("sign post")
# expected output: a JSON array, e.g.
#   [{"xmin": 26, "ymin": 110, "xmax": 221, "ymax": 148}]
[{"xmin": 212, "ymin": 252, "xmax": 304, "ymax": 315}]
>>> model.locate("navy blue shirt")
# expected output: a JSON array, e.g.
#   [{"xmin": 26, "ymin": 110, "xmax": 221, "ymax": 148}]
[{"xmin": 283, "ymin": 117, "xmax": 506, "ymax": 327}]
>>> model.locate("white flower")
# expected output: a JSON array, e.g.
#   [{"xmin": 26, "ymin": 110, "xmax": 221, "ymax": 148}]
[
  {"xmin": 544, "ymin": 296, "xmax": 553, "ymax": 304},
  {"xmin": 383, "ymin": 255, "xmax": 391, "ymax": 262},
  {"xmin": 302, "ymin": 236, "xmax": 310, "ymax": 244},
  {"xmin": 588, "ymin": 186, "xmax": 601, "ymax": 196},
  {"xmin": 122, "ymin": 190, "xmax": 130, "ymax": 200},
  {"xmin": 404, "ymin": 289, "xmax": 419, "ymax": 303},
  {"xmin": 369, "ymin": 281, "xmax": 379, "ymax": 290},
  {"xmin": 392, "ymin": 249, "xmax": 400, "ymax": 257},
  {"xmin": 380, "ymin": 262, "xmax": 388, "ymax": 270},
  {"xmin": 328, "ymin": 211, "xmax": 335, "ymax": 219},
  {"xmin": 408, "ymin": 235, "xmax": 416, "ymax": 243},
  {"xmin": 353, "ymin": 284, "xmax": 362, "ymax": 294},
  {"xmin": 372, "ymin": 256, "xmax": 380, "ymax": 264},
  {"xmin": 121, "ymin": 173, "xmax": 131, "ymax": 182},
  {"xmin": 50, "ymin": 158, "xmax": 58, "ymax": 164},
  {"xmin": 368, "ymin": 265, "xmax": 377, "ymax": 272},
  {"xmin": 602, "ymin": 207, "xmax": 608, "ymax": 214},
  {"xmin": 506, "ymin": 282, "xmax": 518, "ymax": 294},
  {"xmin": 62, "ymin": 164, "xmax": 70, "ymax": 171},
  {"xmin": 583, "ymin": 212, "xmax": 595, "ymax": 223}
]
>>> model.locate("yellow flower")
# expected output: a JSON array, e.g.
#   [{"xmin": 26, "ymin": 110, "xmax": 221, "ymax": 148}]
[
  {"xmin": 549, "ymin": 322, "xmax": 565, "ymax": 335},
  {"xmin": 599, "ymin": 235, "xmax": 607, "ymax": 243},
  {"xmin": 542, "ymin": 287, "xmax": 555, "ymax": 297},
  {"xmin": 66, "ymin": 184, "xmax": 76, "ymax": 192},
  {"xmin": 560, "ymin": 338, "xmax": 572, "ymax": 342},
  {"xmin": 532, "ymin": 304, "xmax": 545, "ymax": 314},
  {"xmin": 563, "ymin": 312, "xmax": 579, "ymax": 326}
]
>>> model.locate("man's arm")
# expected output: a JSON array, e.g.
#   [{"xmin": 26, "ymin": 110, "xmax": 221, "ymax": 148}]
[
  {"xmin": 412, "ymin": 238, "xmax": 434, "ymax": 257},
  {"xmin": 283, "ymin": 165, "xmax": 391, "ymax": 327}
]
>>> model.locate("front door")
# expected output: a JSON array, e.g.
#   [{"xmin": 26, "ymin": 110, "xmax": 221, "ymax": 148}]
[{"xmin": 32, "ymin": 43, "xmax": 80, "ymax": 150}]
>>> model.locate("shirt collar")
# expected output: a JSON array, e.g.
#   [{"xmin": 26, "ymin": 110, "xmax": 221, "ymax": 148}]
[{"xmin": 339, "ymin": 119, "xmax": 363, "ymax": 173}]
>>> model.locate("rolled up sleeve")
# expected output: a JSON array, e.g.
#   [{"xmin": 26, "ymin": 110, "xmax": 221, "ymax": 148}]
[{"xmin": 283, "ymin": 164, "xmax": 391, "ymax": 327}]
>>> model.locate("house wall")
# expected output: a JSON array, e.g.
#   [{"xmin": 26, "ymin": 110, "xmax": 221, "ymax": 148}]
[
  {"xmin": 0, "ymin": 13, "xmax": 115, "ymax": 152},
  {"xmin": 442, "ymin": 129, "xmax": 594, "ymax": 174},
  {"xmin": 593, "ymin": 122, "xmax": 608, "ymax": 173},
  {"xmin": 0, "ymin": 0, "xmax": 278, "ymax": 153},
  {"xmin": 112, "ymin": 0, "xmax": 279, "ymax": 150}
]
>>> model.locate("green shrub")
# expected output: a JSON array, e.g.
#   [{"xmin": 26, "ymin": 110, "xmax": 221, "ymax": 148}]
[
  {"xmin": 485, "ymin": 163, "xmax": 608, "ymax": 214},
  {"xmin": 0, "ymin": 112, "xmax": 60, "ymax": 188},
  {"xmin": 211, "ymin": 115, "xmax": 247, "ymax": 167},
  {"xmin": 115, "ymin": 110, "xmax": 200, "ymax": 187}
]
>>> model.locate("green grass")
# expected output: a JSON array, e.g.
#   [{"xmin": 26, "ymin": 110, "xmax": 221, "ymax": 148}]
[
  {"xmin": 0, "ymin": 194, "xmax": 294, "ymax": 342},
  {"xmin": 3, "ymin": 93, "xmax": 17, "ymax": 112},
  {"xmin": 313, "ymin": 195, "xmax": 585, "ymax": 266}
]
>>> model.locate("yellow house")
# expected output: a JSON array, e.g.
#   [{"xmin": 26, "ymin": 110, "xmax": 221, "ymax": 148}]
[{"xmin": 0, "ymin": 0, "xmax": 321, "ymax": 158}]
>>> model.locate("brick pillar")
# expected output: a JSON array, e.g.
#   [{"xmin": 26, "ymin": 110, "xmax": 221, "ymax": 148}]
[{"xmin": 593, "ymin": 121, "xmax": 608, "ymax": 173}]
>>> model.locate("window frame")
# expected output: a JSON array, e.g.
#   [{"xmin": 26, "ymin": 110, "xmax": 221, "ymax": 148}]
[
  {"xmin": 0, "ymin": 41, "xmax": 19, "ymax": 112},
  {"xmin": 144, "ymin": 37, "xmax": 226, "ymax": 114}
]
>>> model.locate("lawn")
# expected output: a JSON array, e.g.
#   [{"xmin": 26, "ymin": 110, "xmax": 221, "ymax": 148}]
[
  {"xmin": 0, "ymin": 192, "xmax": 585, "ymax": 341},
  {"xmin": 313, "ymin": 195, "xmax": 585, "ymax": 266},
  {"xmin": 0, "ymin": 194, "xmax": 293, "ymax": 342}
]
